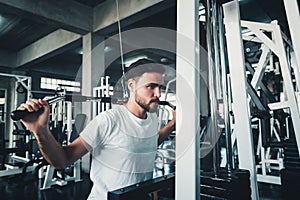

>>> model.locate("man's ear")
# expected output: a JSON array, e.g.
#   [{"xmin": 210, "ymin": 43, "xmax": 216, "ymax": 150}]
[{"xmin": 127, "ymin": 78, "xmax": 135, "ymax": 93}]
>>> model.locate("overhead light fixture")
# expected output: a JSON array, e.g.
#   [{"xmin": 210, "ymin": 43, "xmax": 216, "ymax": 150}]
[
  {"xmin": 104, "ymin": 46, "xmax": 112, "ymax": 53},
  {"xmin": 76, "ymin": 48, "xmax": 83, "ymax": 55},
  {"xmin": 160, "ymin": 57, "xmax": 168, "ymax": 63}
]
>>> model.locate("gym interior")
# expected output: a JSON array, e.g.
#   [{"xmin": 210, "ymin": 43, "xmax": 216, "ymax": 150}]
[{"xmin": 0, "ymin": 0, "xmax": 299, "ymax": 199}]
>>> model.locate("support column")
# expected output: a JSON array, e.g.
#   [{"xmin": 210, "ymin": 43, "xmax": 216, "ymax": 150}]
[
  {"xmin": 176, "ymin": 0, "xmax": 200, "ymax": 200},
  {"xmin": 223, "ymin": 1, "xmax": 259, "ymax": 199},
  {"xmin": 82, "ymin": 33, "xmax": 105, "ymax": 121},
  {"xmin": 81, "ymin": 33, "xmax": 105, "ymax": 172},
  {"xmin": 283, "ymin": 0, "xmax": 300, "ymax": 73}
]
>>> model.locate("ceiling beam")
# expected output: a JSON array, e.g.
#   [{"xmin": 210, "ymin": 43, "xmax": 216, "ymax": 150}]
[
  {"xmin": 0, "ymin": 0, "xmax": 92, "ymax": 34},
  {"xmin": 104, "ymin": 26, "xmax": 176, "ymax": 64},
  {"xmin": 16, "ymin": 29, "xmax": 81, "ymax": 67},
  {"xmin": 93, "ymin": 0, "xmax": 176, "ymax": 34},
  {"xmin": 0, "ymin": 49, "xmax": 16, "ymax": 68}
]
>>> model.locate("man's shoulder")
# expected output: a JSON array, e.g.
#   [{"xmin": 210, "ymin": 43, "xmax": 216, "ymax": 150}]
[
  {"xmin": 100, "ymin": 105, "xmax": 125, "ymax": 118},
  {"xmin": 109, "ymin": 104, "xmax": 124, "ymax": 113}
]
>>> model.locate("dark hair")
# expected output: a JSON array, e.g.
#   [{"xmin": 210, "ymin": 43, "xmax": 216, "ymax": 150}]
[{"xmin": 124, "ymin": 58, "xmax": 166, "ymax": 80}]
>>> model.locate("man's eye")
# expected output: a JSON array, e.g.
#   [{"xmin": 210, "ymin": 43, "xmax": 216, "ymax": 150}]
[
  {"xmin": 147, "ymin": 84, "xmax": 156, "ymax": 89},
  {"xmin": 147, "ymin": 84, "xmax": 160, "ymax": 89}
]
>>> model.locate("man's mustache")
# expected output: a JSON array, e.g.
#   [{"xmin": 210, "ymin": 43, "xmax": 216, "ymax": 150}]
[{"xmin": 150, "ymin": 98, "xmax": 159, "ymax": 103}]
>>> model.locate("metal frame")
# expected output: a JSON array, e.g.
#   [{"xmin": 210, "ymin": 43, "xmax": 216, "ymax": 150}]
[
  {"xmin": 0, "ymin": 72, "xmax": 32, "ymax": 147},
  {"xmin": 108, "ymin": 172, "xmax": 175, "ymax": 200},
  {"xmin": 224, "ymin": 0, "xmax": 300, "ymax": 193},
  {"xmin": 223, "ymin": 1, "xmax": 259, "ymax": 199},
  {"xmin": 40, "ymin": 93, "xmax": 82, "ymax": 190},
  {"xmin": 0, "ymin": 72, "xmax": 32, "ymax": 176},
  {"xmin": 283, "ymin": 0, "xmax": 300, "ymax": 86},
  {"xmin": 256, "ymin": 116, "xmax": 284, "ymax": 185},
  {"xmin": 241, "ymin": 19, "xmax": 300, "ymax": 157},
  {"xmin": 93, "ymin": 76, "xmax": 111, "ymax": 118},
  {"xmin": 244, "ymin": 41, "xmax": 283, "ymax": 185},
  {"xmin": 40, "ymin": 159, "xmax": 82, "ymax": 190}
]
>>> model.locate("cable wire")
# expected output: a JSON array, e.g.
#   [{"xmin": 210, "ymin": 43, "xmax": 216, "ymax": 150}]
[{"xmin": 115, "ymin": 0, "xmax": 128, "ymax": 98}]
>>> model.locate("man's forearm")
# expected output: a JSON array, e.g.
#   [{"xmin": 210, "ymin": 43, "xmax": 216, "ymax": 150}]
[
  {"xmin": 34, "ymin": 128, "xmax": 70, "ymax": 169},
  {"xmin": 158, "ymin": 120, "xmax": 175, "ymax": 145}
]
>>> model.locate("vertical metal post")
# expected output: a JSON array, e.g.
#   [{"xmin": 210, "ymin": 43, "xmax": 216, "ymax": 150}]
[
  {"xmin": 223, "ymin": 1, "xmax": 259, "ymax": 199},
  {"xmin": 176, "ymin": 0, "xmax": 200, "ymax": 199},
  {"xmin": 66, "ymin": 101, "xmax": 72, "ymax": 144},
  {"xmin": 206, "ymin": 0, "xmax": 221, "ymax": 177},
  {"xmin": 283, "ymin": 0, "xmax": 300, "ymax": 155},
  {"xmin": 283, "ymin": 0, "xmax": 300, "ymax": 80},
  {"xmin": 218, "ymin": 5, "xmax": 233, "ymax": 173},
  {"xmin": 274, "ymin": 25, "xmax": 300, "ymax": 157}
]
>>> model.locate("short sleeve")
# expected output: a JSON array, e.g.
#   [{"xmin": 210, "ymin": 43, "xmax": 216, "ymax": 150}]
[{"xmin": 80, "ymin": 112, "xmax": 113, "ymax": 151}]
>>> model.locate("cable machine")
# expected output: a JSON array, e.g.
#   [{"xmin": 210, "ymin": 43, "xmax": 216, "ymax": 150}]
[
  {"xmin": 223, "ymin": 0, "xmax": 300, "ymax": 198},
  {"xmin": 0, "ymin": 72, "xmax": 33, "ymax": 177}
]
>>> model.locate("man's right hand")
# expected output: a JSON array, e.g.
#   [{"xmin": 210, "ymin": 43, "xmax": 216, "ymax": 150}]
[{"xmin": 18, "ymin": 98, "xmax": 50, "ymax": 134}]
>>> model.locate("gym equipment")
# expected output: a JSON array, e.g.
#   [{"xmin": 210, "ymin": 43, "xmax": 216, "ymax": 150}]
[
  {"xmin": 223, "ymin": 1, "xmax": 300, "ymax": 196},
  {"xmin": 200, "ymin": 168, "xmax": 251, "ymax": 200},
  {"xmin": 10, "ymin": 94, "xmax": 114, "ymax": 121},
  {"xmin": 155, "ymin": 139, "xmax": 176, "ymax": 177},
  {"xmin": 9, "ymin": 83, "xmax": 129, "ymax": 190},
  {"xmin": 108, "ymin": 173, "xmax": 175, "ymax": 200},
  {"xmin": 108, "ymin": 169, "xmax": 251, "ymax": 200},
  {"xmin": 240, "ymin": 19, "xmax": 300, "ymax": 156},
  {"xmin": 223, "ymin": 3, "xmax": 260, "ymax": 198},
  {"xmin": 9, "ymin": 89, "xmax": 89, "ymax": 189},
  {"xmin": 39, "ymin": 113, "xmax": 87, "ymax": 190},
  {"xmin": 281, "ymin": 135, "xmax": 300, "ymax": 198},
  {"xmin": 157, "ymin": 101, "xmax": 176, "ymax": 110},
  {"xmin": 93, "ymin": 76, "xmax": 113, "ymax": 117},
  {"xmin": 0, "ymin": 121, "xmax": 39, "ymax": 177},
  {"xmin": 0, "ymin": 73, "xmax": 38, "ymax": 178}
]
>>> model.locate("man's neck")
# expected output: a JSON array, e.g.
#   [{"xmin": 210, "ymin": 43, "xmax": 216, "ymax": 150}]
[{"xmin": 125, "ymin": 98, "xmax": 147, "ymax": 119}]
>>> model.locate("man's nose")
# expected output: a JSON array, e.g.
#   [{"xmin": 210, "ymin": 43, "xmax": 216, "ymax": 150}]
[{"xmin": 154, "ymin": 87, "xmax": 161, "ymax": 98}]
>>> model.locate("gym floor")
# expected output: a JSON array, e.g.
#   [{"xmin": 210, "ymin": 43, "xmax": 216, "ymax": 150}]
[{"xmin": 0, "ymin": 171, "xmax": 283, "ymax": 200}]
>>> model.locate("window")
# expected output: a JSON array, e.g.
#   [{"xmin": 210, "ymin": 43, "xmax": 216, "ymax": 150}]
[{"xmin": 41, "ymin": 77, "xmax": 80, "ymax": 92}]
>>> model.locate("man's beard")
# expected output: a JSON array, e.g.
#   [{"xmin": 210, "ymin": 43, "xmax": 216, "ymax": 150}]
[{"xmin": 135, "ymin": 93, "xmax": 158, "ymax": 113}]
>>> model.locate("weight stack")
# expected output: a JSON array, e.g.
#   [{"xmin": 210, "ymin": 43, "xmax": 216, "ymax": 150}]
[
  {"xmin": 282, "ymin": 139, "xmax": 300, "ymax": 170},
  {"xmin": 200, "ymin": 168, "xmax": 251, "ymax": 200},
  {"xmin": 281, "ymin": 139, "xmax": 300, "ymax": 199}
]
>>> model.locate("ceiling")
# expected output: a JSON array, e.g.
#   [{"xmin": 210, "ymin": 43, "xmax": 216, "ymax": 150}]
[
  {"xmin": 74, "ymin": 0, "xmax": 106, "ymax": 7},
  {"xmin": 0, "ymin": 0, "xmax": 176, "ymax": 80},
  {"xmin": 0, "ymin": 0, "xmax": 298, "ymax": 87}
]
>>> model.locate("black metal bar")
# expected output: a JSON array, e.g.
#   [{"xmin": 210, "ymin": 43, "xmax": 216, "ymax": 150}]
[
  {"xmin": 10, "ymin": 96, "xmax": 66, "ymax": 121},
  {"xmin": 10, "ymin": 95, "xmax": 123, "ymax": 121},
  {"xmin": 108, "ymin": 173, "xmax": 175, "ymax": 200},
  {"xmin": 157, "ymin": 101, "xmax": 176, "ymax": 110}
]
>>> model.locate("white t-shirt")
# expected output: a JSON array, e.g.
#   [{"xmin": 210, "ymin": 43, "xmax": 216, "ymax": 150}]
[{"xmin": 80, "ymin": 105, "xmax": 159, "ymax": 200}]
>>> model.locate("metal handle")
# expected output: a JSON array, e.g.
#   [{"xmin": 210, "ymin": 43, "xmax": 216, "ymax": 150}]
[
  {"xmin": 10, "ymin": 95, "xmax": 126, "ymax": 121},
  {"xmin": 10, "ymin": 96, "xmax": 65, "ymax": 121},
  {"xmin": 10, "ymin": 109, "xmax": 34, "ymax": 121}
]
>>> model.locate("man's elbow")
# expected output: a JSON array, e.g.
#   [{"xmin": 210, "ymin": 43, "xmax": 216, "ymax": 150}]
[
  {"xmin": 48, "ymin": 160, "xmax": 71, "ymax": 169},
  {"xmin": 53, "ymin": 163, "xmax": 72, "ymax": 170}
]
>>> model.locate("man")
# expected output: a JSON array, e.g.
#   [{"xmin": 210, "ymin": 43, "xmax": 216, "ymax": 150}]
[{"xmin": 18, "ymin": 59, "xmax": 176, "ymax": 199}]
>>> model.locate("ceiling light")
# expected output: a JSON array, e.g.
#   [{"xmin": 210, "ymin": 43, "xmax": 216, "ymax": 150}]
[
  {"xmin": 104, "ymin": 46, "xmax": 112, "ymax": 53},
  {"xmin": 160, "ymin": 57, "xmax": 168, "ymax": 63}
]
